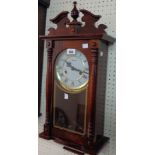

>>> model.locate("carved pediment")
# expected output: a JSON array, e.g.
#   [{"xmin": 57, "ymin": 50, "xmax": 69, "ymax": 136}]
[
  {"xmin": 47, "ymin": 1, "xmax": 107, "ymax": 37},
  {"xmin": 48, "ymin": 11, "xmax": 70, "ymax": 35},
  {"xmin": 80, "ymin": 9, "xmax": 107, "ymax": 34}
]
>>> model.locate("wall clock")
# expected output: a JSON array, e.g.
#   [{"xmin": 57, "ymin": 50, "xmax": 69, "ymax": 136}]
[{"xmin": 39, "ymin": 2, "xmax": 115, "ymax": 155}]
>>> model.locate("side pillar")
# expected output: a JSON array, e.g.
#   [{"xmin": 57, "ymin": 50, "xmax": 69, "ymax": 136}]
[
  {"xmin": 87, "ymin": 41, "xmax": 99, "ymax": 146},
  {"xmin": 39, "ymin": 40, "xmax": 54, "ymax": 140}
]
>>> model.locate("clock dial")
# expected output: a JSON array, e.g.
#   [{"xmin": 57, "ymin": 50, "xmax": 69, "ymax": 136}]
[{"xmin": 55, "ymin": 49, "xmax": 89, "ymax": 91}]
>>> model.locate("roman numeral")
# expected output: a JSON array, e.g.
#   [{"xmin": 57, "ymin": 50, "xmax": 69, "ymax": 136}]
[
  {"xmin": 64, "ymin": 78, "xmax": 68, "ymax": 83},
  {"xmin": 83, "ymin": 59, "xmax": 87, "ymax": 63},
  {"xmin": 78, "ymin": 79, "xmax": 81, "ymax": 83},
  {"xmin": 83, "ymin": 74, "xmax": 87, "ymax": 79},
  {"xmin": 71, "ymin": 81, "xmax": 74, "ymax": 86},
  {"xmin": 59, "ymin": 73, "xmax": 64, "ymax": 77}
]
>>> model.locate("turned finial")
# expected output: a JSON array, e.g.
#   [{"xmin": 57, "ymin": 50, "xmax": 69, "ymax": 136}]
[
  {"xmin": 73, "ymin": 1, "xmax": 77, "ymax": 6},
  {"xmin": 71, "ymin": 1, "xmax": 79, "ymax": 21}
]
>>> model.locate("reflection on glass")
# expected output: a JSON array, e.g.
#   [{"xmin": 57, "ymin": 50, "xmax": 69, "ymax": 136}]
[{"xmin": 53, "ymin": 84, "xmax": 86, "ymax": 134}]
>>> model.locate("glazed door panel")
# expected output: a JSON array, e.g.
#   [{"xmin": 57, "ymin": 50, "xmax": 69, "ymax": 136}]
[{"xmin": 53, "ymin": 84, "xmax": 87, "ymax": 135}]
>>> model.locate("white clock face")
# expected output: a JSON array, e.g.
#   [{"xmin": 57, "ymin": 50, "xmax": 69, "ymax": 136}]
[{"xmin": 55, "ymin": 49, "xmax": 89, "ymax": 91}]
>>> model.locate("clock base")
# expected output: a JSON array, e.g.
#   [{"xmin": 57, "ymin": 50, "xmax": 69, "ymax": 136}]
[
  {"xmin": 63, "ymin": 146, "xmax": 84, "ymax": 155},
  {"xmin": 39, "ymin": 124, "xmax": 53, "ymax": 140},
  {"xmin": 39, "ymin": 131, "xmax": 53, "ymax": 140},
  {"xmin": 54, "ymin": 136, "xmax": 109, "ymax": 155}
]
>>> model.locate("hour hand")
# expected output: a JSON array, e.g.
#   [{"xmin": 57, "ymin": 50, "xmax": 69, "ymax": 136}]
[
  {"xmin": 65, "ymin": 60, "xmax": 76, "ymax": 70},
  {"xmin": 65, "ymin": 61, "xmax": 72, "ymax": 67}
]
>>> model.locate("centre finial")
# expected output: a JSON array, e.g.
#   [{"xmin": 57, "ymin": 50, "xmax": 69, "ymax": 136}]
[
  {"xmin": 73, "ymin": 1, "xmax": 77, "ymax": 6},
  {"xmin": 71, "ymin": 1, "xmax": 79, "ymax": 21}
]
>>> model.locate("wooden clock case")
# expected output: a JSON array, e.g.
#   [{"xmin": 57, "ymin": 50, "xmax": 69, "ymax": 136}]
[{"xmin": 39, "ymin": 2, "xmax": 115, "ymax": 155}]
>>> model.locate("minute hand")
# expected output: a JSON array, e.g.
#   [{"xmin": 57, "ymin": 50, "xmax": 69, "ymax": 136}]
[{"xmin": 66, "ymin": 61, "xmax": 88, "ymax": 74}]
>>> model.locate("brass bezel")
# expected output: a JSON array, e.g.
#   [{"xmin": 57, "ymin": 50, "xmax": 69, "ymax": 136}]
[
  {"xmin": 55, "ymin": 79, "xmax": 88, "ymax": 94},
  {"xmin": 55, "ymin": 49, "xmax": 89, "ymax": 93}
]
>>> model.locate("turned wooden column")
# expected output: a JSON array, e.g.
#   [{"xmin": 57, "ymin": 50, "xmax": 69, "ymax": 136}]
[
  {"xmin": 87, "ymin": 42, "xmax": 98, "ymax": 145},
  {"xmin": 40, "ymin": 40, "xmax": 54, "ymax": 139}
]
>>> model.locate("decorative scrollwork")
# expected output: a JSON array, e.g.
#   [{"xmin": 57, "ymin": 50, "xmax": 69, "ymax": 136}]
[{"xmin": 47, "ymin": 1, "xmax": 107, "ymax": 36}]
